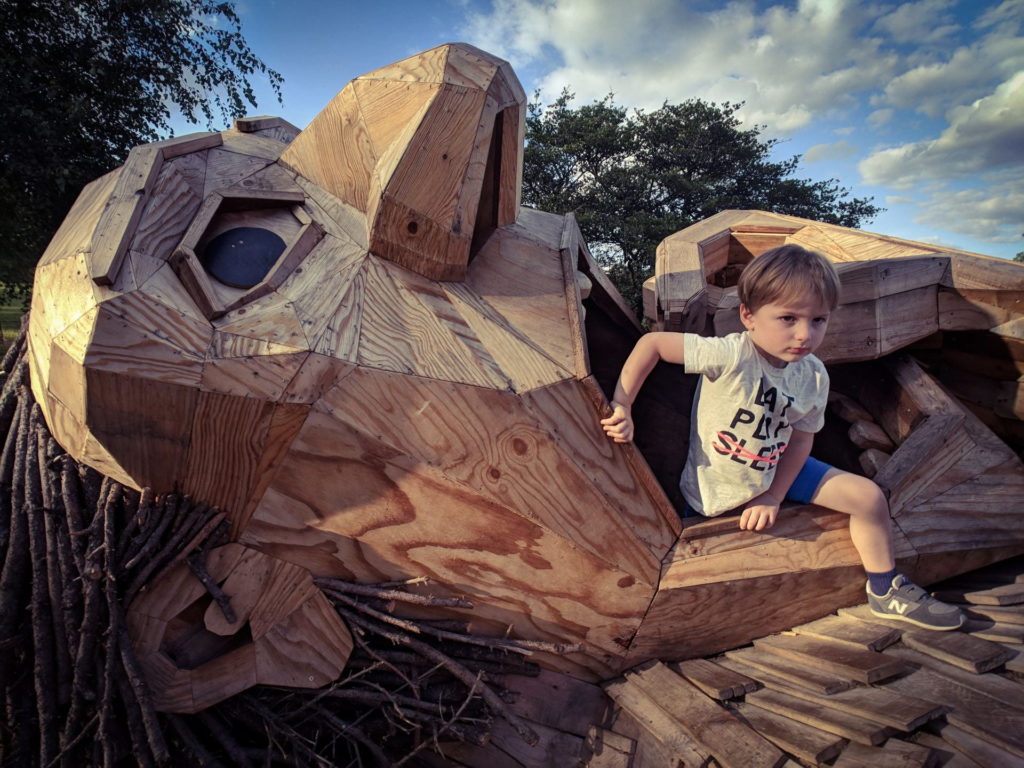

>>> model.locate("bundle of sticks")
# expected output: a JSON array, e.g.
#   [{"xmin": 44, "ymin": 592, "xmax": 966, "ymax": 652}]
[{"xmin": 0, "ymin": 324, "xmax": 575, "ymax": 766}]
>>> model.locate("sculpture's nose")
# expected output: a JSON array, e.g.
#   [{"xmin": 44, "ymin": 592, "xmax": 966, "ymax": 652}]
[{"xmin": 280, "ymin": 43, "xmax": 526, "ymax": 282}]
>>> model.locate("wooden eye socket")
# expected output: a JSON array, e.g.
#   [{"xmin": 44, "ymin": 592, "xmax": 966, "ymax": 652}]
[{"xmin": 201, "ymin": 226, "xmax": 286, "ymax": 289}]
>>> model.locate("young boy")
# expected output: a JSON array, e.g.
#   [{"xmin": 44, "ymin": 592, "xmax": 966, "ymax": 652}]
[{"xmin": 601, "ymin": 244, "xmax": 963, "ymax": 630}]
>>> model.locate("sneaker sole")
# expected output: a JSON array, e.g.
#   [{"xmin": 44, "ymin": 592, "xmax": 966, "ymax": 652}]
[{"xmin": 868, "ymin": 607, "xmax": 964, "ymax": 631}]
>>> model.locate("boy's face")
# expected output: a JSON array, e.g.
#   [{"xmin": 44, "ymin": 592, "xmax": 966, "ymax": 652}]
[{"xmin": 739, "ymin": 295, "xmax": 830, "ymax": 368}]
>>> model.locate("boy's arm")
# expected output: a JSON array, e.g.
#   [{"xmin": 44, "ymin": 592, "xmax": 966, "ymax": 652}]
[
  {"xmin": 601, "ymin": 332, "xmax": 686, "ymax": 443},
  {"xmin": 739, "ymin": 429, "xmax": 814, "ymax": 531}
]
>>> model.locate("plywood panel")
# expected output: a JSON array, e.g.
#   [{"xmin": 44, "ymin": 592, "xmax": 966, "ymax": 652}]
[
  {"xmin": 626, "ymin": 565, "xmax": 868, "ymax": 662},
  {"xmin": 352, "ymin": 80, "xmax": 438, "ymax": 183},
  {"xmin": 280, "ymin": 87, "xmax": 375, "ymax": 212},
  {"xmin": 358, "ymin": 256, "xmax": 507, "ymax": 388},
  {"xmin": 38, "ymin": 168, "xmax": 121, "ymax": 268},
  {"xmin": 137, "ymin": 263, "xmax": 211, "ymax": 324},
  {"xmin": 522, "ymin": 377, "xmax": 679, "ymax": 550},
  {"xmin": 218, "ymin": 130, "xmax": 287, "ymax": 161},
  {"xmin": 86, "ymin": 307, "xmax": 206, "ymax": 388},
  {"xmin": 316, "ymin": 365, "xmax": 664, "ymax": 581},
  {"xmin": 466, "ymin": 229, "xmax": 575, "ymax": 372},
  {"xmin": 293, "ymin": 174, "xmax": 369, "ymax": 249},
  {"xmin": 215, "ymin": 292, "xmax": 308, "ymax": 349},
  {"xmin": 183, "ymin": 390, "xmax": 277, "ymax": 524},
  {"xmin": 200, "ymin": 351, "xmax": 308, "ymax": 401},
  {"xmin": 239, "ymin": 408, "xmax": 652, "ymax": 677},
  {"xmin": 90, "ymin": 145, "xmax": 164, "ymax": 285},
  {"xmin": 359, "ymin": 43, "xmax": 448, "ymax": 84},
  {"xmin": 203, "ymin": 147, "xmax": 273, "ymax": 197},
  {"xmin": 443, "ymin": 281, "xmax": 572, "ymax": 391},
  {"xmin": 83, "ymin": 369, "xmax": 198, "ymax": 492},
  {"xmin": 125, "ymin": 164, "xmax": 203, "ymax": 291}
]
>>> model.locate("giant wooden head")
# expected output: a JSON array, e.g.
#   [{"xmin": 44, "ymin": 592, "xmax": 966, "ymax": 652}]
[{"xmin": 28, "ymin": 43, "xmax": 683, "ymax": 681}]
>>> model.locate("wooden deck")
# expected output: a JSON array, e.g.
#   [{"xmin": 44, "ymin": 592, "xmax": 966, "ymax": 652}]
[{"xmin": 423, "ymin": 555, "xmax": 1024, "ymax": 767}]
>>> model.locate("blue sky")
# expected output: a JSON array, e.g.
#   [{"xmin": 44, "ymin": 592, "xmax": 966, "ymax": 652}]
[{"xmin": 174, "ymin": 0, "xmax": 1024, "ymax": 260}]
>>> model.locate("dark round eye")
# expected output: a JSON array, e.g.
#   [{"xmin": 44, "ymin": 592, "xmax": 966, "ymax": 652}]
[{"xmin": 201, "ymin": 226, "xmax": 286, "ymax": 289}]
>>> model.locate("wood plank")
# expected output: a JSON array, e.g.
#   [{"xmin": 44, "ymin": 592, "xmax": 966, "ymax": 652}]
[
  {"xmin": 742, "ymin": 687, "xmax": 895, "ymax": 746},
  {"xmin": 503, "ymin": 669, "xmax": 610, "ymax": 738},
  {"xmin": 91, "ymin": 145, "xmax": 164, "ymax": 285},
  {"xmin": 932, "ymin": 583, "xmax": 1024, "ymax": 606},
  {"xmin": 753, "ymin": 634, "xmax": 911, "ymax": 684},
  {"xmin": 791, "ymin": 615, "xmax": 902, "ymax": 651},
  {"xmin": 672, "ymin": 658, "xmax": 759, "ymax": 700},
  {"xmin": 906, "ymin": 731, "xmax": 984, "ymax": 768},
  {"xmin": 960, "ymin": 603, "xmax": 1024, "ymax": 626},
  {"xmin": 830, "ymin": 390, "xmax": 876, "ymax": 423},
  {"xmin": 721, "ymin": 648, "xmax": 855, "ymax": 695},
  {"xmin": 734, "ymin": 701, "xmax": 845, "ymax": 765},
  {"xmin": 849, "ymin": 420, "xmax": 896, "ymax": 451},
  {"xmin": 602, "ymin": 678, "xmax": 712, "ymax": 767},
  {"xmin": 584, "ymin": 727, "xmax": 635, "ymax": 768},
  {"xmin": 898, "ymin": 628, "xmax": 1018, "ymax": 674},
  {"xmin": 725, "ymin": 653, "xmax": 942, "ymax": 731},
  {"xmin": 883, "ymin": 646, "xmax": 1024, "ymax": 709},
  {"xmin": 860, "ymin": 448, "xmax": 891, "ymax": 478},
  {"xmin": 627, "ymin": 563, "xmax": 870, "ymax": 663},
  {"xmin": 831, "ymin": 740, "xmax": 934, "ymax": 768},
  {"xmin": 961, "ymin": 618, "xmax": 1024, "ymax": 644},
  {"xmin": 624, "ymin": 662, "xmax": 787, "ymax": 768},
  {"xmin": 488, "ymin": 717, "xmax": 585, "ymax": 768},
  {"xmin": 878, "ymin": 285, "xmax": 939, "ymax": 354},
  {"xmin": 878, "ymin": 665, "xmax": 1024, "ymax": 759},
  {"xmin": 929, "ymin": 722, "xmax": 1020, "ymax": 768},
  {"xmin": 835, "ymin": 257, "xmax": 947, "ymax": 303}
]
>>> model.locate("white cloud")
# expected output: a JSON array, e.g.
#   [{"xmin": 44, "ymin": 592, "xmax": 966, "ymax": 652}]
[
  {"xmin": 804, "ymin": 139, "xmax": 858, "ymax": 163},
  {"xmin": 867, "ymin": 108, "xmax": 893, "ymax": 127},
  {"xmin": 872, "ymin": 0, "xmax": 960, "ymax": 44},
  {"xmin": 460, "ymin": 0, "xmax": 898, "ymax": 133},
  {"xmin": 914, "ymin": 180, "xmax": 1024, "ymax": 242},
  {"xmin": 860, "ymin": 72, "xmax": 1024, "ymax": 187}
]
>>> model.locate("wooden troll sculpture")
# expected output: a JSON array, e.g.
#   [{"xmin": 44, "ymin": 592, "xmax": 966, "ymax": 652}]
[{"xmin": 27, "ymin": 43, "xmax": 1024, "ymax": 712}]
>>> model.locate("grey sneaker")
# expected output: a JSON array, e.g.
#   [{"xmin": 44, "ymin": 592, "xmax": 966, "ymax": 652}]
[{"xmin": 867, "ymin": 574, "xmax": 964, "ymax": 631}]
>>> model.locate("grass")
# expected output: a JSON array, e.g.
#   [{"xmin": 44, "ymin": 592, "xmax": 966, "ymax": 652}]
[{"xmin": 0, "ymin": 303, "xmax": 26, "ymax": 348}]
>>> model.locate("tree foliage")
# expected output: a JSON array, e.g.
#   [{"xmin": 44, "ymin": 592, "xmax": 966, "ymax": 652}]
[
  {"xmin": 0, "ymin": 0, "xmax": 283, "ymax": 299},
  {"xmin": 523, "ymin": 91, "xmax": 881, "ymax": 312}
]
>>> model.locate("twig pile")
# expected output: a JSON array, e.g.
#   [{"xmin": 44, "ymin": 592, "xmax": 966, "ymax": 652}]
[{"xmin": 0, "ymin": 324, "xmax": 576, "ymax": 766}]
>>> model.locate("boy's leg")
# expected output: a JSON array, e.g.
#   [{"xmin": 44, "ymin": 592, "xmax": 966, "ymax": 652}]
[
  {"xmin": 805, "ymin": 466, "xmax": 964, "ymax": 630},
  {"xmin": 806, "ymin": 468, "xmax": 893, "ymax": 572}
]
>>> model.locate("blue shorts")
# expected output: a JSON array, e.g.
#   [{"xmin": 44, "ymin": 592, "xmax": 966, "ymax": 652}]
[
  {"xmin": 682, "ymin": 456, "xmax": 834, "ymax": 516},
  {"xmin": 785, "ymin": 456, "xmax": 833, "ymax": 504}
]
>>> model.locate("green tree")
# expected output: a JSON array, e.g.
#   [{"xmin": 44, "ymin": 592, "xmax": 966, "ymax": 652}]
[
  {"xmin": 524, "ymin": 91, "xmax": 881, "ymax": 312},
  {"xmin": 1014, "ymin": 251, "xmax": 1024, "ymax": 263},
  {"xmin": 0, "ymin": 0, "xmax": 282, "ymax": 300}
]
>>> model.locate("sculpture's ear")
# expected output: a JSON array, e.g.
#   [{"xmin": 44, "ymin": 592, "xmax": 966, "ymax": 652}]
[{"xmin": 280, "ymin": 43, "xmax": 525, "ymax": 282}]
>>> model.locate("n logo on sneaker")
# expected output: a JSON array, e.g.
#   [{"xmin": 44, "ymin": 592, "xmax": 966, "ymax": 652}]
[{"xmin": 887, "ymin": 598, "xmax": 909, "ymax": 615}]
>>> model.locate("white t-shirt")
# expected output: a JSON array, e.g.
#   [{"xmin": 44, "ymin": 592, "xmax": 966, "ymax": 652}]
[{"xmin": 680, "ymin": 332, "xmax": 829, "ymax": 516}]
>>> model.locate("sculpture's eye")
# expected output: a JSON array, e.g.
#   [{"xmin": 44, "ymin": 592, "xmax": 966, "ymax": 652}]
[
  {"xmin": 201, "ymin": 226, "xmax": 286, "ymax": 289},
  {"xmin": 171, "ymin": 190, "xmax": 322, "ymax": 320}
]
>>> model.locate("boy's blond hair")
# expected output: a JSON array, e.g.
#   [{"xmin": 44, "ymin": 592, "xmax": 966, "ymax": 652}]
[{"xmin": 737, "ymin": 244, "xmax": 840, "ymax": 312}]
